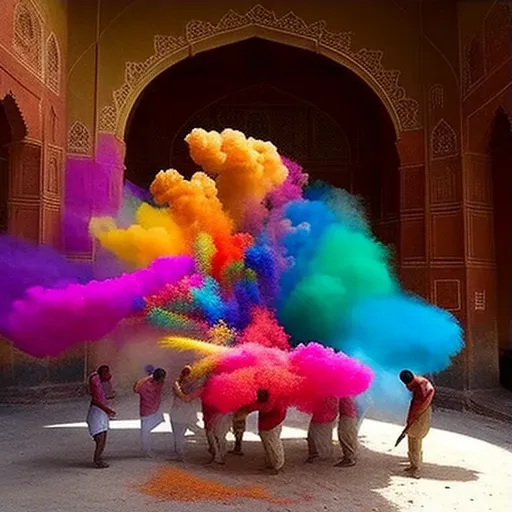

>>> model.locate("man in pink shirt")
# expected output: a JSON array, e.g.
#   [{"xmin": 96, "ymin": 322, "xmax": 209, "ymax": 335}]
[
  {"xmin": 134, "ymin": 367, "xmax": 167, "ymax": 456},
  {"xmin": 306, "ymin": 396, "xmax": 338, "ymax": 463},
  {"xmin": 86, "ymin": 365, "xmax": 116, "ymax": 468},
  {"xmin": 335, "ymin": 396, "xmax": 359, "ymax": 467}
]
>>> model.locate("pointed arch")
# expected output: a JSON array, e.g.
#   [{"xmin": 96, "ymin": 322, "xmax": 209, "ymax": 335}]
[
  {"xmin": 12, "ymin": 0, "xmax": 43, "ymax": 78},
  {"xmin": 46, "ymin": 33, "xmax": 61, "ymax": 94}
]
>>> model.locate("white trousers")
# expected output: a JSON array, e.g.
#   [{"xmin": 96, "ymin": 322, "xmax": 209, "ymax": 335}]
[
  {"xmin": 307, "ymin": 421, "xmax": 335, "ymax": 459},
  {"xmin": 171, "ymin": 420, "xmax": 188, "ymax": 459},
  {"xmin": 140, "ymin": 412, "xmax": 164, "ymax": 455},
  {"xmin": 206, "ymin": 414, "xmax": 232, "ymax": 463},
  {"xmin": 259, "ymin": 423, "xmax": 285, "ymax": 471}
]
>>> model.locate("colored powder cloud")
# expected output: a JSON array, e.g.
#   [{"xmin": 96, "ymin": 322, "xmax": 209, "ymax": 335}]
[
  {"xmin": 237, "ymin": 307, "xmax": 290, "ymax": 351},
  {"xmin": 150, "ymin": 169, "xmax": 232, "ymax": 241},
  {"xmin": 6, "ymin": 256, "xmax": 194, "ymax": 357},
  {"xmin": 0, "ymin": 235, "xmax": 92, "ymax": 337},
  {"xmin": 90, "ymin": 203, "xmax": 187, "ymax": 268},
  {"xmin": 185, "ymin": 128, "xmax": 288, "ymax": 228},
  {"xmin": 341, "ymin": 294, "xmax": 463, "ymax": 374},
  {"xmin": 280, "ymin": 223, "xmax": 397, "ymax": 342}
]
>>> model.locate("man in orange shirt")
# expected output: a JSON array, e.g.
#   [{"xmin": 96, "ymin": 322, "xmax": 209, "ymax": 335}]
[
  {"xmin": 399, "ymin": 370, "xmax": 435, "ymax": 478},
  {"xmin": 134, "ymin": 367, "xmax": 167, "ymax": 457}
]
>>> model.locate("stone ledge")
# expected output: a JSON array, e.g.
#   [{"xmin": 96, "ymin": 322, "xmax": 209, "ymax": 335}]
[{"xmin": 435, "ymin": 386, "xmax": 512, "ymax": 424}]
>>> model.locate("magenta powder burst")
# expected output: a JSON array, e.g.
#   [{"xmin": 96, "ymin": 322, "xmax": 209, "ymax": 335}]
[
  {"xmin": 6, "ymin": 256, "xmax": 194, "ymax": 357},
  {"xmin": 202, "ymin": 342, "xmax": 373, "ymax": 414}
]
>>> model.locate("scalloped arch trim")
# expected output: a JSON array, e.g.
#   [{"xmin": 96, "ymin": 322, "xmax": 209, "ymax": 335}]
[{"xmin": 98, "ymin": 5, "xmax": 421, "ymax": 137}]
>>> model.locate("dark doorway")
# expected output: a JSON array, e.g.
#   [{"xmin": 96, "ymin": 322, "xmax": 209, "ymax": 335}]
[
  {"xmin": 0, "ymin": 102, "xmax": 11, "ymax": 233},
  {"xmin": 0, "ymin": 94, "xmax": 27, "ymax": 234},
  {"xmin": 491, "ymin": 108, "xmax": 512, "ymax": 390},
  {"xmin": 124, "ymin": 37, "xmax": 400, "ymax": 252}
]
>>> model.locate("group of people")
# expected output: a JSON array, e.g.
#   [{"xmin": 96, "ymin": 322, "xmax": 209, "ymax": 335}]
[{"xmin": 86, "ymin": 364, "xmax": 435, "ymax": 478}]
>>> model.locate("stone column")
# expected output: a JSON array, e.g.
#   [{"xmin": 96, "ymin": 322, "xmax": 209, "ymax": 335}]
[{"xmin": 396, "ymin": 129, "xmax": 428, "ymax": 299}]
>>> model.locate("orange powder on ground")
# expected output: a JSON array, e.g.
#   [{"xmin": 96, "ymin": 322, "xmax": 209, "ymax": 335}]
[{"xmin": 136, "ymin": 466, "xmax": 293, "ymax": 505}]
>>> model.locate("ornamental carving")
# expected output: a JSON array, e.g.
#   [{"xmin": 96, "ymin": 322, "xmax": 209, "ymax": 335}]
[
  {"xmin": 46, "ymin": 33, "xmax": 61, "ymax": 95},
  {"xmin": 429, "ymin": 84, "xmax": 444, "ymax": 111},
  {"xmin": 431, "ymin": 119, "xmax": 458, "ymax": 159},
  {"xmin": 12, "ymin": 0, "xmax": 43, "ymax": 78},
  {"xmin": 483, "ymin": 1, "xmax": 512, "ymax": 73},
  {"xmin": 67, "ymin": 121, "xmax": 91, "ymax": 155},
  {"xmin": 99, "ymin": 5, "xmax": 421, "ymax": 135}
]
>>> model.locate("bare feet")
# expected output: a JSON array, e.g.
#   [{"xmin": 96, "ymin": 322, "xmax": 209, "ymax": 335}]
[
  {"xmin": 403, "ymin": 466, "xmax": 420, "ymax": 478},
  {"xmin": 94, "ymin": 460, "xmax": 109, "ymax": 469},
  {"xmin": 334, "ymin": 459, "xmax": 356, "ymax": 467}
]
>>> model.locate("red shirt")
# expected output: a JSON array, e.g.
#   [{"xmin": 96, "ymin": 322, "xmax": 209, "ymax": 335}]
[
  {"xmin": 311, "ymin": 397, "xmax": 338, "ymax": 424},
  {"xmin": 134, "ymin": 376, "xmax": 164, "ymax": 417},
  {"xmin": 407, "ymin": 376, "xmax": 435, "ymax": 424},
  {"xmin": 88, "ymin": 372, "xmax": 107, "ymax": 409},
  {"xmin": 338, "ymin": 397, "xmax": 357, "ymax": 419},
  {"xmin": 258, "ymin": 403, "xmax": 287, "ymax": 432}
]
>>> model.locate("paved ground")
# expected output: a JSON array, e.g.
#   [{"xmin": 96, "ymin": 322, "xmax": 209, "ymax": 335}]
[{"xmin": 0, "ymin": 396, "xmax": 511, "ymax": 512}]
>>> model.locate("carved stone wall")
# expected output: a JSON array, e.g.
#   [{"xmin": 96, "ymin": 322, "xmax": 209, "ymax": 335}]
[
  {"xmin": 460, "ymin": 0, "xmax": 512, "ymax": 389},
  {"xmin": 0, "ymin": 0, "xmax": 72, "ymax": 394}
]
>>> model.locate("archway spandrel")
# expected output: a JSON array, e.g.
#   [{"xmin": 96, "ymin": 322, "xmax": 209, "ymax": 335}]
[{"xmin": 98, "ymin": 4, "xmax": 421, "ymax": 139}]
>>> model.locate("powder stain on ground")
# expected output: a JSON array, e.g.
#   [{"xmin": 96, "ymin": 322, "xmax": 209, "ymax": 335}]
[{"xmin": 136, "ymin": 466, "xmax": 293, "ymax": 504}]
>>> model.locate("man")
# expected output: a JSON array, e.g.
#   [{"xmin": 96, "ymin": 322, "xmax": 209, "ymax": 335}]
[
  {"xmin": 86, "ymin": 365, "xmax": 116, "ymax": 468},
  {"xmin": 255, "ymin": 389, "xmax": 287, "ymax": 475},
  {"xmin": 306, "ymin": 396, "xmax": 338, "ymax": 463},
  {"xmin": 133, "ymin": 367, "xmax": 167, "ymax": 457},
  {"xmin": 171, "ymin": 365, "xmax": 202, "ymax": 461},
  {"xmin": 202, "ymin": 400, "xmax": 232, "ymax": 465},
  {"xmin": 229, "ymin": 408, "xmax": 249, "ymax": 456},
  {"xmin": 399, "ymin": 370, "xmax": 435, "ymax": 478},
  {"xmin": 335, "ymin": 396, "xmax": 358, "ymax": 467}
]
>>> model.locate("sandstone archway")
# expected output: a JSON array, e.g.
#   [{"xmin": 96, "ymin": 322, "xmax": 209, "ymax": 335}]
[
  {"xmin": 123, "ymin": 38, "xmax": 401, "ymax": 260},
  {"xmin": 97, "ymin": 5, "xmax": 421, "ymax": 140}
]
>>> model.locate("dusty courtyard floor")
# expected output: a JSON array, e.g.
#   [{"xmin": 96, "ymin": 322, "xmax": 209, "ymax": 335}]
[{"xmin": 0, "ymin": 396, "xmax": 510, "ymax": 512}]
